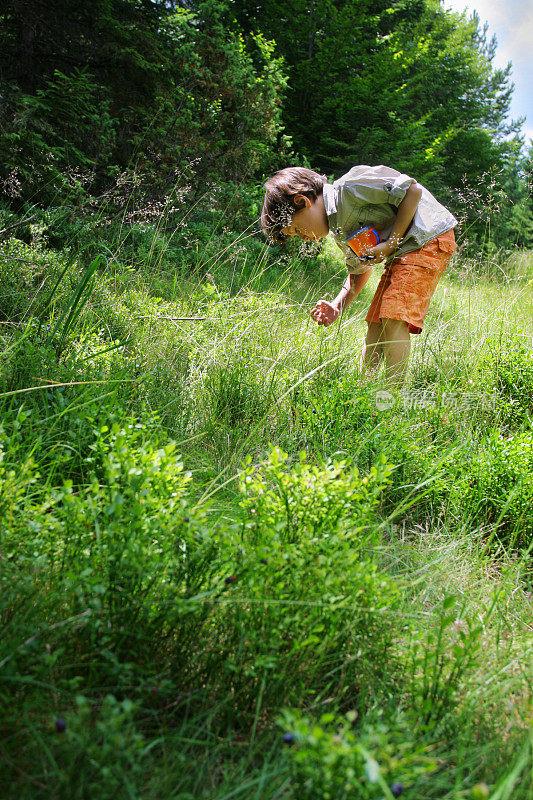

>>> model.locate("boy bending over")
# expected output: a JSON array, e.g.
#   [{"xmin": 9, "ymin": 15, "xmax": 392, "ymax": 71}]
[{"xmin": 261, "ymin": 165, "xmax": 458, "ymax": 388}]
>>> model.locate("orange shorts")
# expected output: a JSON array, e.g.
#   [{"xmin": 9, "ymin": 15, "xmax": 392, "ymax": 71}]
[{"xmin": 365, "ymin": 228, "xmax": 457, "ymax": 334}]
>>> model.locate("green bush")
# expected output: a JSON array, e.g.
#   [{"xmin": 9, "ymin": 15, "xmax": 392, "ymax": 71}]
[
  {"xmin": 0, "ymin": 237, "xmax": 58, "ymax": 320},
  {"xmin": 205, "ymin": 447, "xmax": 401, "ymax": 719},
  {"xmin": 378, "ymin": 423, "xmax": 533, "ymax": 551},
  {"xmin": 288, "ymin": 378, "xmax": 383, "ymax": 458},
  {"xmin": 288, "ymin": 381, "xmax": 439, "ymax": 522},
  {"xmin": 0, "ymin": 419, "xmax": 221, "ymax": 691},
  {"xmin": 279, "ymin": 708, "xmax": 437, "ymax": 800},
  {"xmin": 0, "ymin": 321, "xmax": 133, "ymax": 485},
  {"xmin": 58, "ymin": 423, "xmax": 220, "ymax": 667},
  {"xmin": 37, "ymin": 694, "xmax": 148, "ymax": 800},
  {"xmin": 493, "ymin": 337, "xmax": 533, "ymax": 430},
  {"xmin": 446, "ymin": 430, "xmax": 533, "ymax": 549},
  {"xmin": 203, "ymin": 358, "xmax": 272, "ymax": 429}
]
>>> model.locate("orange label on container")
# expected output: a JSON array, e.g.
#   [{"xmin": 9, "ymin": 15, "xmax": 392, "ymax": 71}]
[{"xmin": 345, "ymin": 227, "xmax": 380, "ymax": 256}]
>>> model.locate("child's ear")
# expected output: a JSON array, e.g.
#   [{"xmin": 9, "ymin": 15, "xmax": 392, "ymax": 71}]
[{"xmin": 294, "ymin": 193, "xmax": 311, "ymax": 209}]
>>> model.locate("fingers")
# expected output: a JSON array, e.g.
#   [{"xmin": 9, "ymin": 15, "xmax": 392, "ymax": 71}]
[
  {"xmin": 310, "ymin": 301, "xmax": 325, "ymax": 319},
  {"xmin": 311, "ymin": 300, "xmax": 336, "ymax": 326}
]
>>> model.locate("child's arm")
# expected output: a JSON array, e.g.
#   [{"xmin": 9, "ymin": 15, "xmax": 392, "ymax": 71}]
[
  {"xmin": 311, "ymin": 180, "xmax": 423, "ymax": 327},
  {"xmin": 359, "ymin": 181, "xmax": 423, "ymax": 265},
  {"xmin": 311, "ymin": 270, "xmax": 372, "ymax": 326}
]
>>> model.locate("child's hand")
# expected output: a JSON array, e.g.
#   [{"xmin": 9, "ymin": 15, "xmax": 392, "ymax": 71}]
[
  {"xmin": 359, "ymin": 240, "xmax": 397, "ymax": 263},
  {"xmin": 311, "ymin": 300, "xmax": 339, "ymax": 326}
]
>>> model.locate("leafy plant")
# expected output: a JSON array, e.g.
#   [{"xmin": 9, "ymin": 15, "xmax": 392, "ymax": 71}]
[
  {"xmin": 205, "ymin": 447, "xmax": 401, "ymax": 719},
  {"xmin": 408, "ymin": 595, "xmax": 483, "ymax": 727},
  {"xmin": 278, "ymin": 708, "xmax": 437, "ymax": 800},
  {"xmin": 435, "ymin": 430, "xmax": 533, "ymax": 549}
]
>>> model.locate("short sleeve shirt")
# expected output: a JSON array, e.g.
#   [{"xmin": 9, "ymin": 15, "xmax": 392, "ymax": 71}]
[{"xmin": 322, "ymin": 164, "xmax": 458, "ymax": 274}]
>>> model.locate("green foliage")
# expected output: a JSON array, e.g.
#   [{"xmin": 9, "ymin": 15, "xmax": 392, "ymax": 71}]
[
  {"xmin": 163, "ymin": 4, "xmax": 288, "ymax": 180},
  {"xmin": 202, "ymin": 358, "xmax": 273, "ymax": 431},
  {"xmin": 279, "ymin": 708, "xmax": 437, "ymax": 799},
  {"xmin": 238, "ymin": 445, "xmax": 391, "ymax": 543},
  {"xmin": 444, "ymin": 430, "xmax": 533, "ymax": 548},
  {"xmin": 0, "ymin": 213, "xmax": 531, "ymax": 798},
  {"xmin": 0, "ymin": 416, "xmax": 221, "ymax": 705},
  {"xmin": 39, "ymin": 694, "xmax": 148, "ymax": 799},
  {"xmin": 408, "ymin": 595, "xmax": 483, "ymax": 726},
  {"xmin": 207, "ymin": 447, "xmax": 400, "ymax": 717},
  {"xmin": 58, "ymin": 422, "xmax": 219, "ymax": 662},
  {"xmin": 289, "ymin": 378, "xmax": 379, "ymax": 454},
  {"xmin": 0, "ymin": 0, "xmax": 288, "ymax": 210},
  {"xmin": 0, "ymin": 69, "xmax": 116, "ymax": 204},
  {"xmin": 234, "ymin": 0, "xmax": 532, "ymax": 252},
  {"xmin": 492, "ymin": 336, "xmax": 533, "ymax": 429},
  {"xmin": 0, "ymin": 235, "xmax": 63, "ymax": 320},
  {"xmin": 2, "ymin": 0, "xmax": 531, "ymax": 253}
]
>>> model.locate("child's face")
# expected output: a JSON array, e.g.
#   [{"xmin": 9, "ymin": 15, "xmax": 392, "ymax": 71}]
[{"xmin": 281, "ymin": 194, "xmax": 329, "ymax": 241}]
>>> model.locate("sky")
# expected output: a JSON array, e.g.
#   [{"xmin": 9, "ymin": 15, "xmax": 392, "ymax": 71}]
[{"xmin": 443, "ymin": 0, "xmax": 533, "ymax": 148}]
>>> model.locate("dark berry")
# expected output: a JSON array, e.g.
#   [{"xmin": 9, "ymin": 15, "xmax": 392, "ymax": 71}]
[
  {"xmin": 390, "ymin": 782, "xmax": 404, "ymax": 798},
  {"xmin": 260, "ymin": 559, "xmax": 267, "ymax": 565},
  {"xmin": 225, "ymin": 575, "xmax": 237, "ymax": 585},
  {"xmin": 55, "ymin": 718, "xmax": 67, "ymax": 733},
  {"xmin": 183, "ymin": 517, "xmax": 189, "ymax": 523},
  {"xmin": 282, "ymin": 732, "xmax": 295, "ymax": 744}
]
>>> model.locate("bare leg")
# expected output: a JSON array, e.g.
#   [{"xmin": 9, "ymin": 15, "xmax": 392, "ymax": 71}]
[
  {"xmin": 380, "ymin": 317, "xmax": 411, "ymax": 388},
  {"xmin": 361, "ymin": 321, "xmax": 384, "ymax": 377}
]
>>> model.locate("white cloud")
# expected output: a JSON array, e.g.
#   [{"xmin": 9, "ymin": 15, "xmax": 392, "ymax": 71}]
[
  {"xmin": 443, "ymin": 0, "xmax": 532, "ymax": 136},
  {"xmin": 523, "ymin": 127, "xmax": 533, "ymax": 146},
  {"xmin": 443, "ymin": 0, "xmax": 533, "ymax": 65}
]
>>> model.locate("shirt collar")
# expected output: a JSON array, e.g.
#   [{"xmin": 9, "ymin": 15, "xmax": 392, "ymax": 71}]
[{"xmin": 322, "ymin": 182, "xmax": 337, "ymax": 219}]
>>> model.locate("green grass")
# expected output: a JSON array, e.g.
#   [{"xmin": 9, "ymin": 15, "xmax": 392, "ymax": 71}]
[{"xmin": 0, "ymin": 222, "xmax": 531, "ymax": 799}]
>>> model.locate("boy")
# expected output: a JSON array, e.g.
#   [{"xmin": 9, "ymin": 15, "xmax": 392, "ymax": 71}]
[{"xmin": 261, "ymin": 165, "xmax": 458, "ymax": 388}]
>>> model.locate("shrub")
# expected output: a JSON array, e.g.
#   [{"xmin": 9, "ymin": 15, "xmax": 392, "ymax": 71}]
[
  {"xmin": 446, "ymin": 430, "xmax": 533, "ymax": 549},
  {"xmin": 38, "ymin": 694, "xmax": 148, "ymax": 800},
  {"xmin": 492, "ymin": 337, "xmax": 533, "ymax": 431},
  {"xmin": 203, "ymin": 358, "xmax": 272, "ymax": 429},
  {"xmin": 279, "ymin": 708, "xmax": 437, "ymax": 800},
  {"xmin": 58, "ymin": 423, "xmax": 220, "ymax": 667},
  {"xmin": 0, "ymin": 419, "xmax": 222, "ymax": 692},
  {"xmin": 205, "ymin": 447, "xmax": 401, "ymax": 720},
  {"xmin": 289, "ymin": 378, "xmax": 379, "ymax": 455}
]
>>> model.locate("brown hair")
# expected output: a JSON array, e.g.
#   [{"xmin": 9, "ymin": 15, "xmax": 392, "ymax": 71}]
[{"xmin": 261, "ymin": 167, "xmax": 327, "ymax": 243}]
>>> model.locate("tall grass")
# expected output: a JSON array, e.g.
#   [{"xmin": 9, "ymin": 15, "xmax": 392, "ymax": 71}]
[{"xmin": 0, "ymin": 199, "xmax": 531, "ymax": 799}]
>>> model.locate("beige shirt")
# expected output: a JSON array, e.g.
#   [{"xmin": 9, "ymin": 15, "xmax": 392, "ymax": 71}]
[{"xmin": 322, "ymin": 164, "xmax": 458, "ymax": 274}]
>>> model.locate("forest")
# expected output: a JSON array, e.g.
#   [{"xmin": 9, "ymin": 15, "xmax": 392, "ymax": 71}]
[{"xmin": 0, "ymin": 1, "xmax": 531, "ymax": 798}]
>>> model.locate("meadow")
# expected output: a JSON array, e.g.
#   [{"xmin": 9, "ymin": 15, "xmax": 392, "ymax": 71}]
[{"xmin": 0, "ymin": 212, "xmax": 531, "ymax": 799}]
